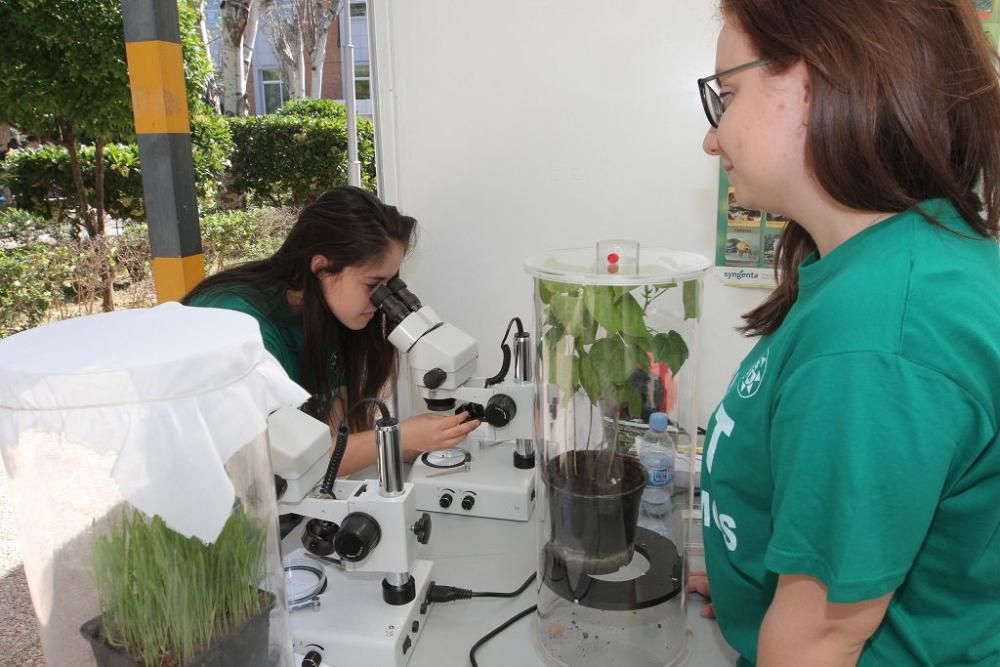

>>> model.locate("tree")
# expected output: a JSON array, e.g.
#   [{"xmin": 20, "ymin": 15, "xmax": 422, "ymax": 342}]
[
  {"xmin": 219, "ymin": 0, "xmax": 262, "ymax": 115},
  {"xmin": 264, "ymin": 0, "xmax": 341, "ymax": 101},
  {"xmin": 0, "ymin": 0, "xmax": 135, "ymax": 310},
  {"xmin": 0, "ymin": 0, "xmax": 220, "ymax": 310}
]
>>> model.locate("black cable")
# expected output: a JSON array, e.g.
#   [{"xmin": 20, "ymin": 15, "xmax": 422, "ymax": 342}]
[
  {"xmin": 428, "ymin": 572, "xmax": 536, "ymax": 603},
  {"xmin": 469, "ymin": 604, "xmax": 537, "ymax": 667},
  {"xmin": 318, "ymin": 397, "xmax": 393, "ymax": 496},
  {"xmin": 484, "ymin": 317, "xmax": 524, "ymax": 388}
]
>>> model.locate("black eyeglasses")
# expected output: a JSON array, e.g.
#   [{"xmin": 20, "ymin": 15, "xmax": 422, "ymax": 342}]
[{"xmin": 697, "ymin": 59, "xmax": 767, "ymax": 128}]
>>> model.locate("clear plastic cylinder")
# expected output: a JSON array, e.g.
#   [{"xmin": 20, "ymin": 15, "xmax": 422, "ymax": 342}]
[
  {"xmin": 525, "ymin": 243, "xmax": 710, "ymax": 667},
  {"xmin": 0, "ymin": 432, "xmax": 292, "ymax": 666},
  {"xmin": 0, "ymin": 304, "xmax": 305, "ymax": 667}
]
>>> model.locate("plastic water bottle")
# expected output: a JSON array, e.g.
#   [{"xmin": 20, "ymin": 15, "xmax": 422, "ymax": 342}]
[{"xmin": 638, "ymin": 412, "xmax": 675, "ymax": 537}]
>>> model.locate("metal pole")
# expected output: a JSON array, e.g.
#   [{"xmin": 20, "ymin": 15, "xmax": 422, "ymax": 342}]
[{"xmin": 340, "ymin": 2, "xmax": 362, "ymax": 186}]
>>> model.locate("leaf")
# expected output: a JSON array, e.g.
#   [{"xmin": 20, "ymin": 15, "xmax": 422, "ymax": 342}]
[
  {"xmin": 620, "ymin": 293, "xmax": 647, "ymax": 337},
  {"xmin": 627, "ymin": 386, "xmax": 643, "ymax": 419},
  {"xmin": 550, "ymin": 294, "xmax": 589, "ymax": 336},
  {"xmin": 582, "ymin": 285, "xmax": 623, "ymax": 335},
  {"xmin": 539, "ymin": 279, "xmax": 578, "ymax": 305},
  {"xmin": 623, "ymin": 334, "xmax": 652, "ymax": 355},
  {"xmin": 578, "ymin": 349, "xmax": 602, "ymax": 404},
  {"xmin": 652, "ymin": 331, "xmax": 690, "ymax": 375},
  {"xmin": 589, "ymin": 337, "xmax": 631, "ymax": 387},
  {"xmin": 683, "ymin": 280, "xmax": 701, "ymax": 320}
]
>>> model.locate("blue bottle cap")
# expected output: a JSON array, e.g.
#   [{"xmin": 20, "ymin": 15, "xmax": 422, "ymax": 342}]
[{"xmin": 648, "ymin": 412, "xmax": 668, "ymax": 432}]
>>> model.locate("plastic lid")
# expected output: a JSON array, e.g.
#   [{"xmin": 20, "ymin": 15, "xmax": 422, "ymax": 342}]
[
  {"xmin": 648, "ymin": 412, "xmax": 668, "ymax": 432},
  {"xmin": 524, "ymin": 246, "xmax": 711, "ymax": 286}
]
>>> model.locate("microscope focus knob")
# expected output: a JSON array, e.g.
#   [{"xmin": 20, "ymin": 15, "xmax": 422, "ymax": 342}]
[
  {"xmin": 484, "ymin": 394, "xmax": 516, "ymax": 427},
  {"xmin": 439, "ymin": 492, "xmax": 453, "ymax": 508},
  {"xmin": 412, "ymin": 512, "xmax": 432, "ymax": 544},
  {"xmin": 333, "ymin": 512, "xmax": 381, "ymax": 562},
  {"xmin": 423, "ymin": 368, "xmax": 447, "ymax": 389}
]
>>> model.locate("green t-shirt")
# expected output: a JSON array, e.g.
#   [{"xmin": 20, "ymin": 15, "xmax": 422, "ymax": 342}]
[
  {"xmin": 701, "ymin": 200, "xmax": 1000, "ymax": 666},
  {"xmin": 187, "ymin": 284, "xmax": 344, "ymax": 397}
]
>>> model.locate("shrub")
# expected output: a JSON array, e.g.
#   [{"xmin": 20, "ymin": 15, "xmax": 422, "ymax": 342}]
[
  {"xmin": 200, "ymin": 207, "xmax": 297, "ymax": 272},
  {"xmin": 0, "ymin": 110, "xmax": 232, "ymax": 223},
  {"xmin": 0, "ymin": 243, "xmax": 74, "ymax": 337},
  {"xmin": 0, "ymin": 207, "xmax": 73, "ymax": 245},
  {"xmin": 276, "ymin": 98, "xmax": 347, "ymax": 120},
  {"xmin": 226, "ymin": 102, "xmax": 377, "ymax": 206},
  {"xmin": 190, "ymin": 105, "xmax": 234, "ymax": 205},
  {"xmin": 0, "ymin": 143, "xmax": 144, "ymax": 225}
]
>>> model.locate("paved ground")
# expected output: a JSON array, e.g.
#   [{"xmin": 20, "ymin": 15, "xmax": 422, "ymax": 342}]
[{"xmin": 0, "ymin": 465, "xmax": 45, "ymax": 666}]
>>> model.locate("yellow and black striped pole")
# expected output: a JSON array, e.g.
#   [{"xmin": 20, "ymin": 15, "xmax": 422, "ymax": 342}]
[{"xmin": 121, "ymin": 0, "xmax": 204, "ymax": 303}]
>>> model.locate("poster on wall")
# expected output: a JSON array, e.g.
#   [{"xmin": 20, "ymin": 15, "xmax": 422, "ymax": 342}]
[
  {"xmin": 714, "ymin": 170, "xmax": 784, "ymax": 288},
  {"xmin": 981, "ymin": 0, "xmax": 1000, "ymax": 45},
  {"xmin": 715, "ymin": 2, "xmax": 1000, "ymax": 289}
]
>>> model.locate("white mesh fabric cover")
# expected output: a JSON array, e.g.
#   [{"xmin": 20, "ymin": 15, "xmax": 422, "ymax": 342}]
[{"xmin": 0, "ymin": 303, "xmax": 310, "ymax": 666}]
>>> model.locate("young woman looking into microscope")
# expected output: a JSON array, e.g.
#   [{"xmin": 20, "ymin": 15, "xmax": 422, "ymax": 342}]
[{"xmin": 184, "ymin": 186, "xmax": 480, "ymax": 476}]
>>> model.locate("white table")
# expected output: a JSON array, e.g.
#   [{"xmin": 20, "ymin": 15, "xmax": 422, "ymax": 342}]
[{"xmin": 405, "ymin": 510, "xmax": 737, "ymax": 667}]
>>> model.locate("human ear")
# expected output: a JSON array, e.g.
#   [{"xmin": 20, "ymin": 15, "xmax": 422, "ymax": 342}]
[{"xmin": 310, "ymin": 254, "xmax": 329, "ymax": 276}]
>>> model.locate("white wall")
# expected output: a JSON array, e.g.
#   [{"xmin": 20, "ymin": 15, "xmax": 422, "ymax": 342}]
[{"xmin": 370, "ymin": 0, "xmax": 766, "ymax": 426}]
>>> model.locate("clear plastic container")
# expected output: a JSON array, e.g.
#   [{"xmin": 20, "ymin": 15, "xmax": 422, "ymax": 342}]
[
  {"xmin": 525, "ymin": 242, "xmax": 710, "ymax": 667},
  {"xmin": 0, "ymin": 304, "xmax": 306, "ymax": 666}
]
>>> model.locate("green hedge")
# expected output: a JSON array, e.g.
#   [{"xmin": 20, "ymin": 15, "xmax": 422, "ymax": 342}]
[
  {"xmin": 0, "ymin": 243, "xmax": 74, "ymax": 337},
  {"xmin": 0, "ymin": 113, "xmax": 231, "ymax": 224},
  {"xmin": 226, "ymin": 101, "xmax": 377, "ymax": 206}
]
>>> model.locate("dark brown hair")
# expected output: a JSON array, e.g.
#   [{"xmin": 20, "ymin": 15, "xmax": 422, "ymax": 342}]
[
  {"xmin": 721, "ymin": 0, "xmax": 1000, "ymax": 336},
  {"xmin": 183, "ymin": 186, "xmax": 416, "ymax": 431}
]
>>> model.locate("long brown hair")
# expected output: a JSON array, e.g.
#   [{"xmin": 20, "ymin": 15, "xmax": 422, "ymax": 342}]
[
  {"xmin": 721, "ymin": 0, "xmax": 1000, "ymax": 336},
  {"xmin": 183, "ymin": 186, "xmax": 416, "ymax": 431}
]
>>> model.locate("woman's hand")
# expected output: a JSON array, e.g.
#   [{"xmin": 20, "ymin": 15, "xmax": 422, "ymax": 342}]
[
  {"xmin": 400, "ymin": 412, "xmax": 481, "ymax": 460},
  {"xmin": 688, "ymin": 570, "xmax": 715, "ymax": 619}
]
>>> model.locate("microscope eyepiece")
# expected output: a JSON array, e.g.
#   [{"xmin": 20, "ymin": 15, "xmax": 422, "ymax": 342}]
[
  {"xmin": 387, "ymin": 277, "xmax": 423, "ymax": 312},
  {"xmin": 371, "ymin": 286, "xmax": 411, "ymax": 330}
]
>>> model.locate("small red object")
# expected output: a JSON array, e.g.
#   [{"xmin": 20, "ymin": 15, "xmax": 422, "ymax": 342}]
[
  {"xmin": 607, "ymin": 264, "xmax": 620, "ymax": 274},
  {"xmin": 607, "ymin": 252, "xmax": 620, "ymax": 264}
]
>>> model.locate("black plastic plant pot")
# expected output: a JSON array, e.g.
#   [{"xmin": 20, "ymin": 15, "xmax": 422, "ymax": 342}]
[
  {"xmin": 80, "ymin": 593, "xmax": 277, "ymax": 667},
  {"xmin": 543, "ymin": 450, "xmax": 648, "ymax": 576}
]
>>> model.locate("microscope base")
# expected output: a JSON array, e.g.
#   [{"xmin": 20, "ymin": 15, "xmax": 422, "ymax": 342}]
[
  {"xmin": 288, "ymin": 554, "xmax": 433, "ymax": 667},
  {"xmin": 410, "ymin": 440, "xmax": 536, "ymax": 521}
]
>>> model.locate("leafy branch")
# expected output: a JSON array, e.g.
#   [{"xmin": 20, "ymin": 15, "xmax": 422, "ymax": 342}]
[{"xmin": 540, "ymin": 279, "xmax": 697, "ymax": 421}]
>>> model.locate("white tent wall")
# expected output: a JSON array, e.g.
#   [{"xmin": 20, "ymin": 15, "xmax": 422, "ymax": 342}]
[{"xmin": 369, "ymin": 0, "xmax": 766, "ymax": 428}]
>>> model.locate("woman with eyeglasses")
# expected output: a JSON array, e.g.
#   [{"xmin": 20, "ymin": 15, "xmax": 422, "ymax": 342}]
[
  {"xmin": 183, "ymin": 186, "xmax": 480, "ymax": 476},
  {"xmin": 692, "ymin": 1, "xmax": 1000, "ymax": 665}
]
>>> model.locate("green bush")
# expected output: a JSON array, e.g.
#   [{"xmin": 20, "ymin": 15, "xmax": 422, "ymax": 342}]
[
  {"xmin": 226, "ymin": 102, "xmax": 377, "ymax": 206},
  {"xmin": 0, "ymin": 111, "xmax": 231, "ymax": 223},
  {"xmin": 200, "ymin": 207, "xmax": 296, "ymax": 272},
  {"xmin": 190, "ymin": 106, "xmax": 234, "ymax": 204},
  {"xmin": 0, "ymin": 143, "xmax": 144, "ymax": 224},
  {"xmin": 276, "ymin": 98, "xmax": 347, "ymax": 120},
  {"xmin": 0, "ymin": 207, "xmax": 74, "ymax": 244},
  {"xmin": 0, "ymin": 243, "xmax": 74, "ymax": 337}
]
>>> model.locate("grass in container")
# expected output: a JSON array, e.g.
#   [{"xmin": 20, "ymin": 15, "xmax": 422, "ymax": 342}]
[{"xmin": 84, "ymin": 504, "xmax": 273, "ymax": 667}]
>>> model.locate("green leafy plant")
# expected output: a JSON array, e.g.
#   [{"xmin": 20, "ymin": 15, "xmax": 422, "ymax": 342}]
[
  {"xmin": 91, "ymin": 505, "xmax": 269, "ymax": 666},
  {"xmin": 199, "ymin": 207, "xmax": 297, "ymax": 272},
  {"xmin": 539, "ymin": 279, "xmax": 700, "ymax": 442},
  {"xmin": 225, "ymin": 103, "xmax": 377, "ymax": 206},
  {"xmin": 0, "ymin": 243, "xmax": 74, "ymax": 337}
]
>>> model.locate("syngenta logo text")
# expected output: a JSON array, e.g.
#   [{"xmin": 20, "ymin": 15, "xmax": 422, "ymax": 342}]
[{"xmin": 737, "ymin": 349, "xmax": 768, "ymax": 398}]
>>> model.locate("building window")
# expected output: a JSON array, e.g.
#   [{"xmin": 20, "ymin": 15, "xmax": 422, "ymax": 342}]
[
  {"xmin": 355, "ymin": 63, "xmax": 370, "ymax": 100},
  {"xmin": 261, "ymin": 69, "xmax": 289, "ymax": 114}
]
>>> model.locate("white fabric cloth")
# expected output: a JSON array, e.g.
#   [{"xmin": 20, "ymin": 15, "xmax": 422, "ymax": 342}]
[{"xmin": 0, "ymin": 302, "xmax": 310, "ymax": 543}]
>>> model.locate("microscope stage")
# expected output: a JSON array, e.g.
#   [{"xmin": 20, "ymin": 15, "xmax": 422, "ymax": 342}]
[{"xmin": 409, "ymin": 440, "xmax": 536, "ymax": 521}]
